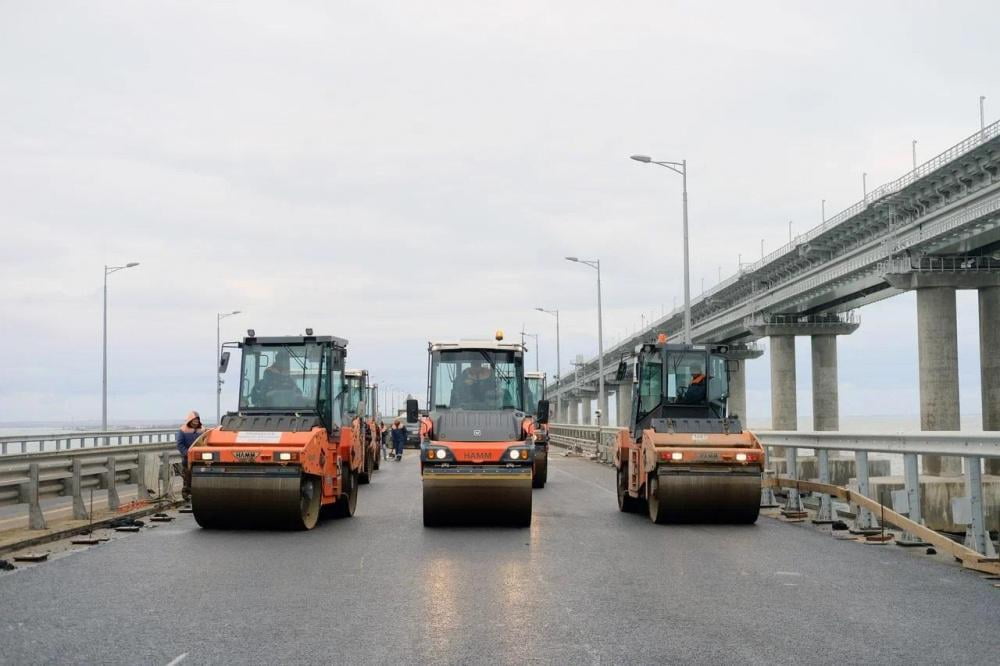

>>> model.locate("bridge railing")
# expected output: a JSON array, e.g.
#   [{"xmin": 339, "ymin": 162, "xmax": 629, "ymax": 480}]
[
  {"xmin": 0, "ymin": 442, "xmax": 183, "ymax": 530},
  {"xmin": 548, "ymin": 424, "xmax": 1000, "ymax": 558},
  {"xmin": 0, "ymin": 429, "xmax": 177, "ymax": 456}
]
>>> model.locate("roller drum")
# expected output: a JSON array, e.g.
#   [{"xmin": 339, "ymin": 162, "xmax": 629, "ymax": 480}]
[
  {"xmin": 422, "ymin": 467, "xmax": 532, "ymax": 527},
  {"xmin": 649, "ymin": 467, "xmax": 761, "ymax": 524},
  {"xmin": 191, "ymin": 465, "xmax": 321, "ymax": 530}
]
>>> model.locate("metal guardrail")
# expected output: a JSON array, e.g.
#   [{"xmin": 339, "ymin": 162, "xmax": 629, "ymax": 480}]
[
  {"xmin": 880, "ymin": 255, "xmax": 1000, "ymax": 274},
  {"xmin": 548, "ymin": 424, "xmax": 1000, "ymax": 557},
  {"xmin": 0, "ymin": 429, "xmax": 176, "ymax": 456},
  {"xmin": 0, "ymin": 442, "xmax": 182, "ymax": 530},
  {"xmin": 757, "ymin": 431, "xmax": 1000, "ymax": 558}
]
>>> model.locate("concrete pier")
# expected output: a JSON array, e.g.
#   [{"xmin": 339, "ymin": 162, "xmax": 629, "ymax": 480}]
[
  {"xmin": 980, "ymin": 286, "xmax": 1000, "ymax": 475},
  {"xmin": 616, "ymin": 382, "xmax": 633, "ymax": 428},
  {"xmin": 811, "ymin": 335, "xmax": 839, "ymax": 431},
  {"xmin": 770, "ymin": 336, "xmax": 797, "ymax": 431},
  {"xmin": 723, "ymin": 344, "xmax": 763, "ymax": 424},
  {"xmin": 916, "ymin": 287, "xmax": 962, "ymax": 476},
  {"xmin": 581, "ymin": 397, "xmax": 592, "ymax": 425}
]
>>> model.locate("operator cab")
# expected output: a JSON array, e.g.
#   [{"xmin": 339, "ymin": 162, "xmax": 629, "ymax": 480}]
[
  {"xmin": 524, "ymin": 372, "xmax": 546, "ymax": 418},
  {"xmin": 632, "ymin": 341, "xmax": 734, "ymax": 435},
  {"xmin": 227, "ymin": 334, "xmax": 348, "ymax": 432},
  {"xmin": 429, "ymin": 342, "xmax": 526, "ymax": 412},
  {"xmin": 345, "ymin": 369, "xmax": 369, "ymax": 419}
]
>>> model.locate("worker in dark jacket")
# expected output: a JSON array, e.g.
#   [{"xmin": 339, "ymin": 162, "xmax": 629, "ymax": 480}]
[
  {"xmin": 390, "ymin": 420, "xmax": 407, "ymax": 461},
  {"xmin": 175, "ymin": 411, "xmax": 203, "ymax": 501}
]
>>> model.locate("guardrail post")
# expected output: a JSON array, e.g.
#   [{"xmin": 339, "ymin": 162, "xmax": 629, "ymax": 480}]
[
  {"xmin": 962, "ymin": 456, "xmax": 998, "ymax": 557},
  {"xmin": 812, "ymin": 449, "xmax": 834, "ymax": 523},
  {"xmin": 851, "ymin": 450, "xmax": 879, "ymax": 532},
  {"xmin": 70, "ymin": 458, "xmax": 89, "ymax": 520},
  {"xmin": 19, "ymin": 463, "xmax": 48, "ymax": 530},
  {"xmin": 160, "ymin": 451, "xmax": 174, "ymax": 500},
  {"xmin": 781, "ymin": 446, "xmax": 806, "ymax": 517},
  {"xmin": 105, "ymin": 455, "xmax": 120, "ymax": 511},
  {"xmin": 896, "ymin": 453, "xmax": 927, "ymax": 546},
  {"xmin": 760, "ymin": 446, "xmax": 779, "ymax": 507},
  {"xmin": 135, "ymin": 453, "xmax": 148, "ymax": 497}
]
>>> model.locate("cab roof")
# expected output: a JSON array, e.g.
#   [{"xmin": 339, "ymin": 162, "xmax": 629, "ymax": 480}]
[
  {"xmin": 244, "ymin": 335, "xmax": 348, "ymax": 347},
  {"xmin": 345, "ymin": 369, "xmax": 368, "ymax": 376},
  {"xmin": 429, "ymin": 339, "xmax": 526, "ymax": 353},
  {"xmin": 525, "ymin": 371, "xmax": 546, "ymax": 379}
]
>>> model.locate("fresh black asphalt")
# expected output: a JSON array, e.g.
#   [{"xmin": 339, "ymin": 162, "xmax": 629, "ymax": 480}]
[{"xmin": 1, "ymin": 452, "xmax": 998, "ymax": 665}]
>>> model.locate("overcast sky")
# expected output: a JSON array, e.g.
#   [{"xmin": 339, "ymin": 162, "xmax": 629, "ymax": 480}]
[{"xmin": 1, "ymin": 1, "xmax": 996, "ymax": 427}]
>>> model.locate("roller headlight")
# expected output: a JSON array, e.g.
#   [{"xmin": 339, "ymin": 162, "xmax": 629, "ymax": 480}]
[
  {"xmin": 509, "ymin": 449, "xmax": 521, "ymax": 460},
  {"xmin": 670, "ymin": 452, "xmax": 684, "ymax": 461},
  {"xmin": 434, "ymin": 448, "xmax": 447, "ymax": 460},
  {"xmin": 735, "ymin": 452, "xmax": 747, "ymax": 462},
  {"xmin": 200, "ymin": 452, "xmax": 214, "ymax": 461}
]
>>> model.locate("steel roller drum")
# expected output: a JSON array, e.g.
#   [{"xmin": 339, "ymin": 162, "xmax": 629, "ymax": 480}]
[
  {"xmin": 650, "ymin": 468, "xmax": 761, "ymax": 524},
  {"xmin": 422, "ymin": 466, "xmax": 532, "ymax": 527},
  {"xmin": 191, "ymin": 465, "xmax": 320, "ymax": 530}
]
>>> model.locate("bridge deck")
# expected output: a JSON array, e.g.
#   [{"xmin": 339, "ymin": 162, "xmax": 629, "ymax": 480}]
[{"xmin": 1, "ymin": 454, "xmax": 997, "ymax": 664}]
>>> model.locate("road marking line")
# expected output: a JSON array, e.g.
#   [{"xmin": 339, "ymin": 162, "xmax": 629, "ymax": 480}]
[
  {"xmin": 775, "ymin": 571, "xmax": 802, "ymax": 576},
  {"xmin": 166, "ymin": 653, "xmax": 188, "ymax": 666}
]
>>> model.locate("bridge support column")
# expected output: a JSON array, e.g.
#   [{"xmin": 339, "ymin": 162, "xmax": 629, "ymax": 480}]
[
  {"xmin": 581, "ymin": 398, "xmax": 592, "ymax": 425},
  {"xmin": 916, "ymin": 287, "xmax": 962, "ymax": 476},
  {"xmin": 811, "ymin": 335, "xmax": 840, "ymax": 431},
  {"xmin": 565, "ymin": 398, "xmax": 578, "ymax": 424},
  {"xmin": 770, "ymin": 335, "xmax": 797, "ymax": 432},
  {"xmin": 722, "ymin": 344, "xmax": 762, "ymax": 425},
  {"xmin": 616, "ymin": 382, "xmax": 633, "ymax": 428},
  {"xmin": 979, "ymin": 286, "xmax": 1000, "ymax": 475}
]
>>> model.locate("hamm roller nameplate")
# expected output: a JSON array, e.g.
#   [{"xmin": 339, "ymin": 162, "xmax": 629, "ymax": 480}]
[{"xmin": 236, "ymin": 431, "xmax": 283, "ymax": 443}]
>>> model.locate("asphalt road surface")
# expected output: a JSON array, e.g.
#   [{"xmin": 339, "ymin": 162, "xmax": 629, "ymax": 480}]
[{"xmin": 2, "ymin": 452, "xmax": 998, "ymax": 665}]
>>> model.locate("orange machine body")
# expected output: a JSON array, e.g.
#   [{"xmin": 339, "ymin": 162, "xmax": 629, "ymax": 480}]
[
  {"xmin": 190, "ymin": 424, "xmax": 363, "ymax": 504},
  {"xmin": 614, "ymin": 427, "xmax": 765, "ymax": 499}
]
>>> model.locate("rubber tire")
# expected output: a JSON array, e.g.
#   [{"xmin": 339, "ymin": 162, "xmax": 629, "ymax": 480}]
[
  {"xmin": 532, "ymin": 459, "xmax": 547, "ymax": 488},
  {"xmin": 359, "ymin": 451, "xmax": 373, "ymax": 485},
  {"xmin": 617, "ymin": 465, "xmax": 646, "ymax": 514},
  {"xmin": 373, "ymin": 449, "xmax": 381, "ymax": 471},
  {"xmin": 647, "ymin": 475, "xmax": 669, "ymax": 524},
  {"xmin": 327, "ymin": 469, "xmax": 358, "ymax": 519},
  {"xmin": 296, "ymin": 475, "xmax": 322, "ymax": 530}
]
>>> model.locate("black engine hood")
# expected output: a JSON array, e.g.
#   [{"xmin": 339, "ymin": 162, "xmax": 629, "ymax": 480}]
[{"xmin": 431, "ymin": 410, "xmax": 525, "ymax": 442}]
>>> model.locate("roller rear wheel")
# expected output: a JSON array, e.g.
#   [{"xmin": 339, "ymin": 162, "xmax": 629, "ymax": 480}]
[
  {"xmin": 359, "ymin": 452, "xmax": 373, "ymax": 485},
  {"xmin": 647, "ymin": 476, "xmax": 668, "ymax": 524},
  {"xmin": 326, "ymin": 469, "xmax": 358, "ymax": 519},
  {"xmin": 618, "ymin": 466, "xmax": 645, "ymax": 514},
  {"xmin": 532, "ymin": 460, "xmax": 548, "ymax": 488}
]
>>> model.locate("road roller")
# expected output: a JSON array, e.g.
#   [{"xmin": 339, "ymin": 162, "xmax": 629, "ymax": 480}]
[
  {"xmin": 188, "ymin": 332, "xmax": 364, "ymax": 529},
  {"xmin": 525, "ymin": 371, "xmax": 549, "ymax": 488},
  {"xmin": 614, "ymin": 335, "xmax": 764, "ymax": 524},
  {"xmin": 415, "ymin": 333, "xmax": 549, "ymax": 527},
  {"xmin": 346, "ymin": 368, "xmax": 382, "ymax": 484}
]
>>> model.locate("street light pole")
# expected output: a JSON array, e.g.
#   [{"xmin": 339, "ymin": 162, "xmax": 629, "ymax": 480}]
[
  {"xmin": 102, "ymin": 262, "xmax": 139, "ymax": 432},
  {"xmin": 630, "ymin": 155, "xmax": 691, "ymax": 344},
  {"xmin": 535, "ymin": 307, "xmax": 561, "ymax": 419},
  {"xmin": 981, "ymin": 95, "xmax": 987, "ymax": 140},
  {"xmin": 565, "ymin": 257, "xmax": 605, "ymax": 423},
  {"xmin": 216, "ymin": 310, "xmax": 242, "ymax": 425}
]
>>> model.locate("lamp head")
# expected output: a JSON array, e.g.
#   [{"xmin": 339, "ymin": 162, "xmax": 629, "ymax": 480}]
[
  {"xmin": 125, "ymin": 262, "xmax": 139, "ymax": 268},
  {"xmin": 565, "ymin": 256, "xmax": 579, "ymax": 263},
  {"xmin": 630, "ymin": 155, "xmax": 652, "ymax": 163}
]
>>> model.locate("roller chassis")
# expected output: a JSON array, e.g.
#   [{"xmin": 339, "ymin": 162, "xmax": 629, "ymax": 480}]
[{"xmin": 614, "ymin": 426, "xmax": 764, "ymax": 524}]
